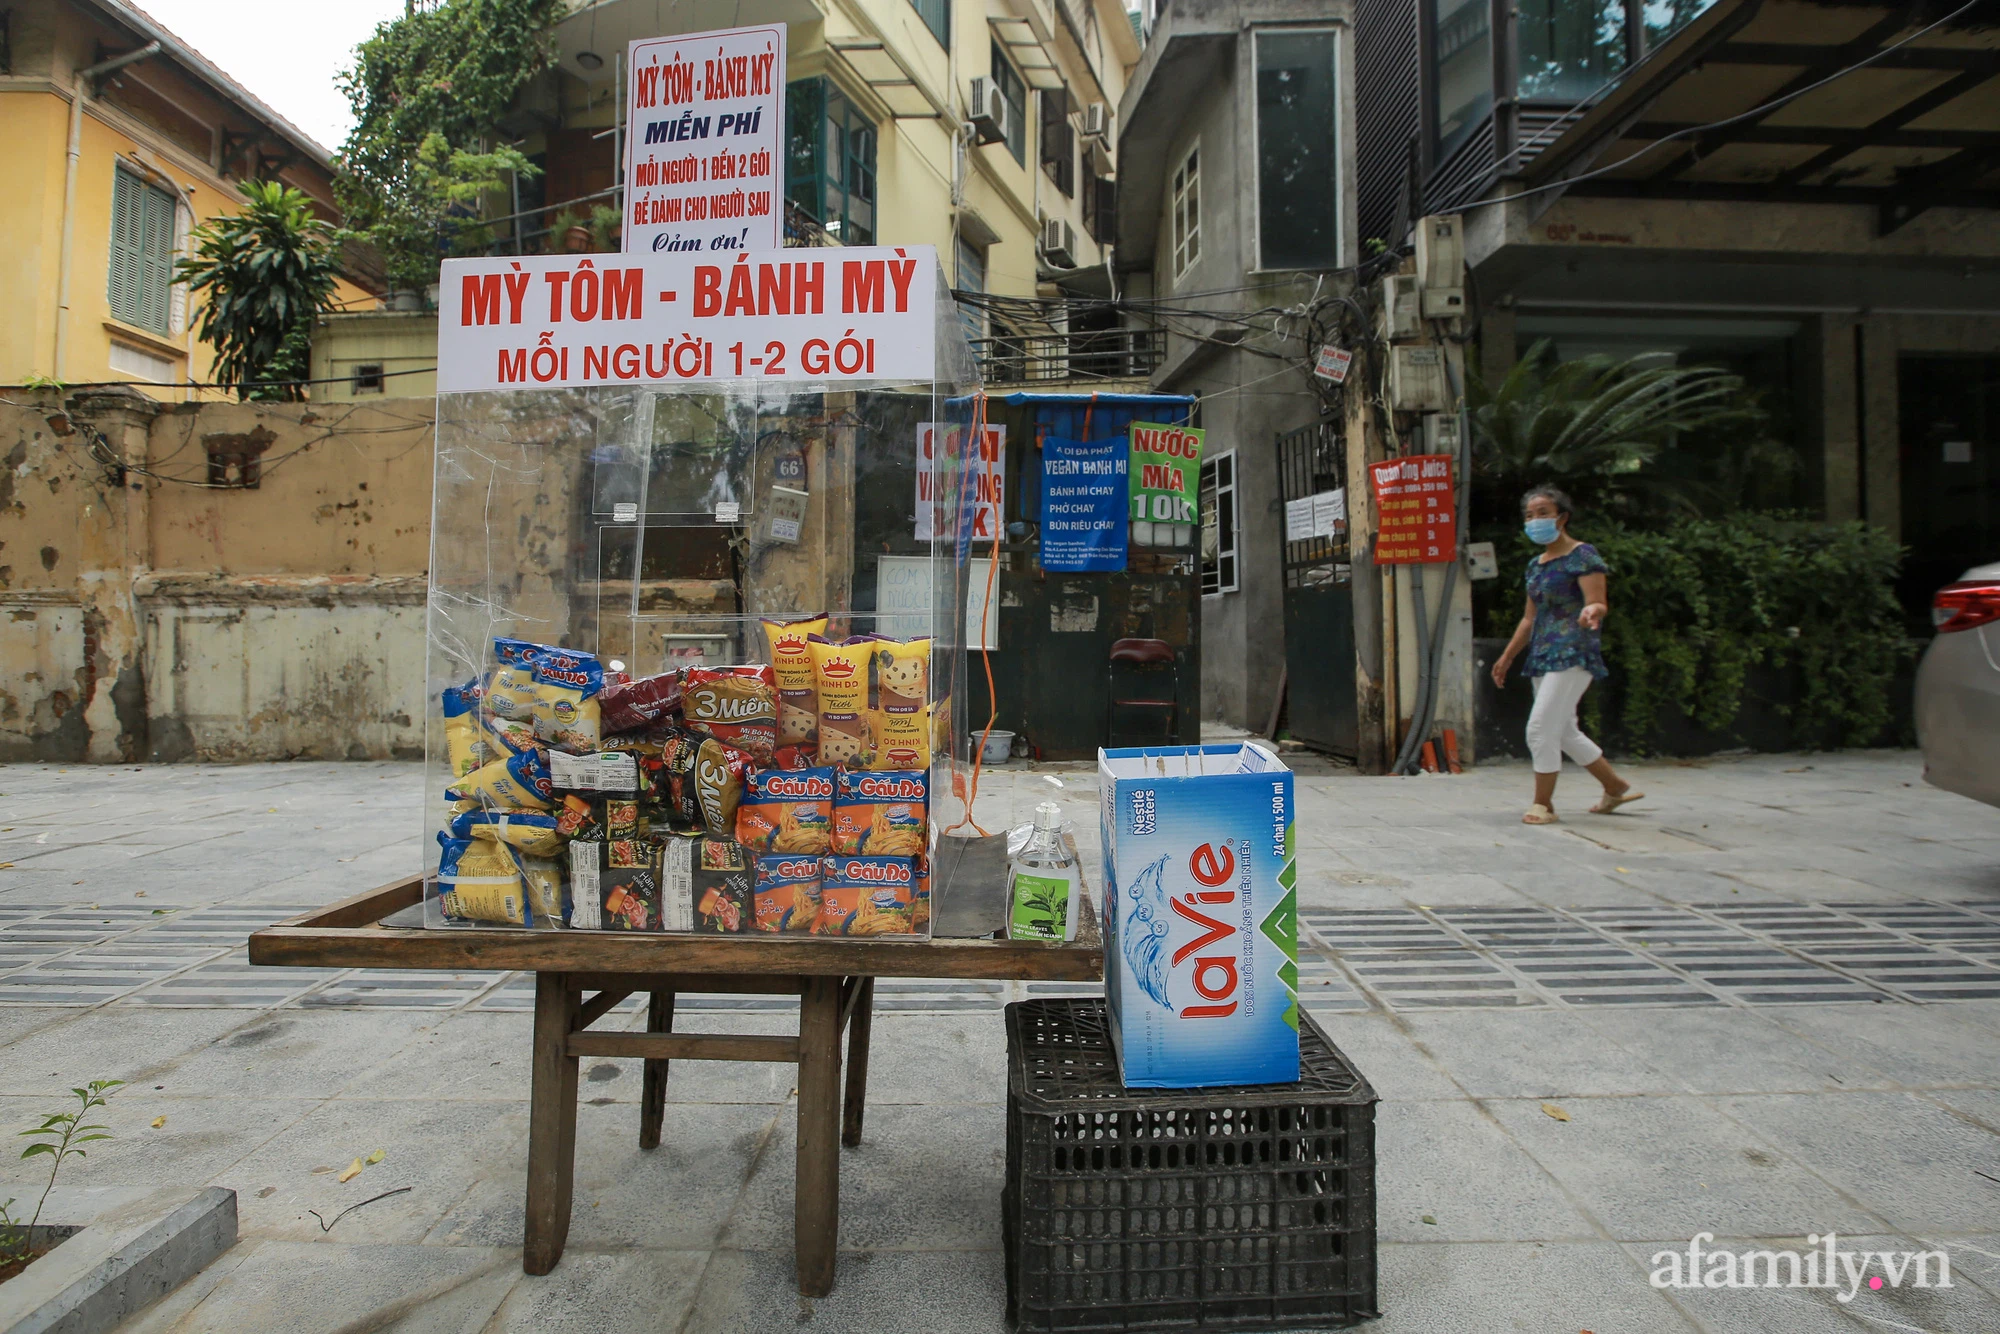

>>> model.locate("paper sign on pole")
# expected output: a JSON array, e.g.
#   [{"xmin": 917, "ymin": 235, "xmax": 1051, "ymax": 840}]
[
  {"xmin": 916, "ymin": 421, "xmax": 1004, "ymax": 544},
  {"xmin": 622, "ymin": 26, "xmax": 785, "ymax": 255},
  {"xmin": 435, "ymin": 248, "xmax": 936, "ymax": 392},
  {"xmin": 1314, "ymin": 344, "xmax": 1353, "ymax": 383}
]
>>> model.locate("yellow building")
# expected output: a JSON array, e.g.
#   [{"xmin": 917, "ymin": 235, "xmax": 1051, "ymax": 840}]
[
  {"xmin": 313, "ymin": 0, "xmax": 1145, "ymax": 400},
  {"xmin": 0, "ymin": 0, "xmax": 372, "ymax": 399}
]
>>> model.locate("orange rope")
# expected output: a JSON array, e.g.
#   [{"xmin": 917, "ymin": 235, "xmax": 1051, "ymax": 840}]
[{"xmin": 946, "ymin": 390, "xmax": 997, "ymax": 836}]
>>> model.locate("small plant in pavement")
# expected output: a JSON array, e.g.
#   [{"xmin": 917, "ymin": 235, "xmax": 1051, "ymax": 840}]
[{"xmin": 1, "ymin": 1080, "xmax": 122, "ymax": 1268}]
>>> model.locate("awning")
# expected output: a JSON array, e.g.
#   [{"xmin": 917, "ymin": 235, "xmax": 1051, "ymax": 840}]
[{"xmin": 1519, "ymin": 0, "xmax": 2000, "ymax": 233}]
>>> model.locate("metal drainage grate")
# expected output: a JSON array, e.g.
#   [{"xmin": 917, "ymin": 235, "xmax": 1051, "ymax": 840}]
[
  {"xmin": 1700, "ymin": 903, "xmax": 2000, "ymax": 1002},
  {"xmin": 1434, "ymin": 907, "xmax": 1718, "ymax": 1007},
  {"xmin": 1571, "ymin": 906, "xmax": 1884, "ymax": 1005}
]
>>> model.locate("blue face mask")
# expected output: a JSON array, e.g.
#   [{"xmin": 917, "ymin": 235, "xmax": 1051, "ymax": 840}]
[{"xmin": 1524, "ymin": 517, "xmax": 1560, "ymax": 544}]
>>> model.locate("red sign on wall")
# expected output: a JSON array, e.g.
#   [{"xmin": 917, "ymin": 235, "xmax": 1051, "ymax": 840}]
[{"xmin": 1369, "ymin": 453, "xmax": 1457, "ymax": 564}]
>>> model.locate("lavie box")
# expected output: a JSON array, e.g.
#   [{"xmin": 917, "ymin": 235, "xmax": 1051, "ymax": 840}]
[{"xmin": 1097, "ymin": 743, "xmax": 1301, "ymax": 1088}]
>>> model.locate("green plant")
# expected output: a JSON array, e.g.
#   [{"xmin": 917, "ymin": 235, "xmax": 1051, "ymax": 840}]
[
  {"xmin": 2, "ymin": 1080, "xmax": 121, "ymax": 1264},
  {"xmin": 22, "ymin": 374, "xmax": 65, "ymax": 392},
  {"xmin": 336, "ymin": 0, "xmax": 560, "ymax": 291},
  {"xmin": 543, "ymin": 207, "xmax": 583, "ymax": 253},
  {"xmin": 1469, "ymin": 340, "xmax": 1769, "ymax": 530},
  {"xmin": 352, "ymin": 133, "xmax": 535, "ymax": 295},
  {"xmin": 177, "ymin": 182, "xmax": 341, "ymax": 402},
  {"xmin": 1486, "ymin": 517, "xmax": 1912, "ymax": 751},
  {"xmin": 587, "ymin": 204, "xmax": 623, "ymax": 253}
]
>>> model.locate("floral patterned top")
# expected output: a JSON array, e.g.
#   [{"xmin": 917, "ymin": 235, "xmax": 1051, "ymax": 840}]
[{"xmin": 1524, "ymin": 543, "xmax": 1610, "ymax": 679}]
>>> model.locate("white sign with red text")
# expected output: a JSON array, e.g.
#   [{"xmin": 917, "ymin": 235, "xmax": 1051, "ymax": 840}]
[
  {"xmin": 435, "ymin": 248, "xmax": 936, "ymax": 392},
  {"xmin": 622, "ymin": 25, "xmax": 785, "ymax": 255},
  {"xmin": 915, "ymin": 421, "xmax": 1005, "ymax": 544}
]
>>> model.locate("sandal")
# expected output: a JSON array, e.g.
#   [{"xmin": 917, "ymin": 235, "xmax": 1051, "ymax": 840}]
[
  {"xmin": 1590, "ymin": 790, "xmax": 1646, "ymax": 814},
  {"xmin": 1522, "ymin": 804, "xmax": 1559, "ymax": 825}
]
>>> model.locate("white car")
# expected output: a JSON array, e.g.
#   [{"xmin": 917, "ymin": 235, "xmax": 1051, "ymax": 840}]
[{"xmin": 1916, "ymin": 560, "xmax": 2000, "ymax": 808}]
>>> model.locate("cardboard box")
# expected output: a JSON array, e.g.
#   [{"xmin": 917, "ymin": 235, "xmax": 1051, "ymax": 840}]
[{"xmin": 1098, "ymin": 743, "xmax": 1300, "ymax": 1088}]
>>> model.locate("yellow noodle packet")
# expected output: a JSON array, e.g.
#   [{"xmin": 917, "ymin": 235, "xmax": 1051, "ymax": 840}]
[
  {"xmin": 808, "ymin": 636, "xmax": 875, "ymax": 768},
  {"xmin": 869, "ymin": 638, "xmax": 931, "ymax": 771},
  {"xmin": 763, "ymin": 615, "xmax": 829, "ymax": 754}
]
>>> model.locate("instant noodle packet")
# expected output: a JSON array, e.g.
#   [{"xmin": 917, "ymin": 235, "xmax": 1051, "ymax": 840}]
[
  {"xmin": 808, "ymin": 636, "xmax": 875, "ymax": 768},
  {"xmin": 831, "ymin": 769, "xmax": 928, "ymax": 857},
  {"xmin": 437, "ymin": 834, "xmax": 530, "ymax": 925},
  {"xmin": 753, "ymin": 855, "xmax": 822, "ymax": 933},
  {"xmin": 512, "ymin": 849, "xmax": 567, "ymax": 925},
  {"xmin": 912, "ymin": 859, "xmax": 931, "ymax": 931},
  {"xmin": 735, "ymin": 766, "xmax": 834, "ymax": 855},
  {"xmin": 682, "ymin": 665, "xmax": 779, "ymax": 761},
  {"xmin": 817, "ymin": 855, "xmax": 916, "ymax": 936},
  {"xmin": 599, "ymin": 669, "xmax": 682, "ymax": 735},
  {"xmin": 692, "ymin": 737, "xmax": 748, "ymax": 841},
  {"xmin": 485, "ymin": 639, "xmax": 542, "ymax": 721},
  {"xmin": 447, "ymin": 748, "xmax": 554, "ymax": 810},
  {"xmin": 530, "ymin": 646, "xmax": 604, "ymax": 752},
  {"xmin": 484, "ymin": 715, "xmax": 538, "ymax": 759},
  {"xmin": 869, "ymin": 638, "xmax": 932, "ymax": 770},
  {"xmin": 762, "ymin": 615, "xmax": 828, "ymax": 759},
  {"xmin": 694, "ymin": 838, "xmax": 752, "ymax": 933},
  {"xmin": 449, "ymin": 808, "xmax": 566, "ymax": 858},
  {"xmin": 442, "ymin": 683, "xmax": 487, "ymax": 778}
]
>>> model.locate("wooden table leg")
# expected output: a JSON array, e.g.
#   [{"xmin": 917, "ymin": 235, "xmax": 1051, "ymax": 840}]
[
  {"xmin": 841, "ymin": 977, "xmax": 875, "ymax": 1148},
  {"xmin": 524, "ymin": 972, "xmax": 580, "ymax": 1275},
  {"xmin": 795, "ymin": 975, "xmax": 843, "ymax": 1297},
  {"xmin": 640, "ymin": 988, "xmax": 675, "ymax": 1151}
]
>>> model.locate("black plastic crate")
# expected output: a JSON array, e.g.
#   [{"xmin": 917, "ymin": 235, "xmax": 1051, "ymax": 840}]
[{"xmin": 1004, "ymin": 999, "xmax": 1379, "ymax": 1332}]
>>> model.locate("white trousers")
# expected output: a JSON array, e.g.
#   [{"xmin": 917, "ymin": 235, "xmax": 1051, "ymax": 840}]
[{"xmin": 1527, "ymin": 667, "xmax": 1603, "ymax": 774}]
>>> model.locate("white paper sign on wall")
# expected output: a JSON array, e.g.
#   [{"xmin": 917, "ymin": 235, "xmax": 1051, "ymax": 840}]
[
  {"xmin": 622, "ymin": 25, "xmax": 786, "ymax": 256},
  {"xmin": 435, "ymin": 248, "xmax": 936, "ymax": 392},
  {"xmin": 915, "ymin": 421, "xmax": 1005, "ymax": 543}
]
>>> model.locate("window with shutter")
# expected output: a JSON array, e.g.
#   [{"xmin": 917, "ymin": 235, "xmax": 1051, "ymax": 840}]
[{"xmin": 108, "ymin": 167, "xmax": 177, "ymax": 336}]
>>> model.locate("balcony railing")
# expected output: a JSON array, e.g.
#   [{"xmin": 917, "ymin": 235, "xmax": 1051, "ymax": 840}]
[{"xmin": 968, "ymin": 324, "xmax": 1165, "ymax": 385}]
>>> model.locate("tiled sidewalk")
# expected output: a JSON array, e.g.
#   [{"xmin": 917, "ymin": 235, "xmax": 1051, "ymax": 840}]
[{"xmin": 0, "ymin": 752, "xmax": 1996, "ymax": 1332}]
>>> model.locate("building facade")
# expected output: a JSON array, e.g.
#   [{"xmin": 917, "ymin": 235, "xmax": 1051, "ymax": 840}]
[
  {"xmin": 1116, "ymin": 0, "xmax": 1362, "ymax": 742},
  {"xmin": 0, "ymin": 0, "xmax": 368, "ymax": 398},
  {"xmin": 312, "ymin": 0, "xmax": 1144, "ymax": 401},
  {"xmin": 1354, "ymin": 0, "xmax": 2000, "ymax": 626}
]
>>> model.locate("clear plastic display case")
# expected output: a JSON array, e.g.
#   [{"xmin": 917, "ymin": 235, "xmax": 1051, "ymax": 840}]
[{"xmin": 422, "ymin": 263, "xmax": 985, "ymax": 938}]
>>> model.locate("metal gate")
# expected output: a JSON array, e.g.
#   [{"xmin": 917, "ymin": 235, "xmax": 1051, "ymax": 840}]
[{"xmin": 1278, "ymin": 421, "xmax": 1357, "ymax": 757}]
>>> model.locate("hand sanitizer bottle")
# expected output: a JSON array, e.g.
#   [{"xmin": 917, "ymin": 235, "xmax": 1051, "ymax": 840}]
[{"xmin": 1008, "ymin": 800, "xmax": 1080, "ymax": 942}]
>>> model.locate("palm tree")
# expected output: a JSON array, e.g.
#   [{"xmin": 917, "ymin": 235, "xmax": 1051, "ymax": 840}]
[
  {"xmin": 178, "ymin": 181, "xmax": 342, "ymax": 401},
  {"xmin": 1468, "ymin": 339, "xmax": 1772, "ymax": 528}
]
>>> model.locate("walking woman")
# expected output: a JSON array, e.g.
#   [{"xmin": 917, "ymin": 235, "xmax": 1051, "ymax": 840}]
[{"xmin": 1489, "ymin": 485, "xmax": 1643, "ymax": 824}]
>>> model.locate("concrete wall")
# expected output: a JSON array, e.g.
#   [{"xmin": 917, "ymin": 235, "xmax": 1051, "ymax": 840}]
[{"xmin": 0, "ymin": 388, "xmax": 433, "ymax": 761}]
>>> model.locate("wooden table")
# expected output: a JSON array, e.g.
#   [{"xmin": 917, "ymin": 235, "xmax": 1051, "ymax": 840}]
[{"xmin": 248, "ymin": 873, "xmax": 1101, "ymax": 1297}]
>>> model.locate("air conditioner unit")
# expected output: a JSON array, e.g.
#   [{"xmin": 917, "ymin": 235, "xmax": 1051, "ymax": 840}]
[
  {"xmin": 968, "ymin": 77, "xmax": 1009, "ymax": 146},
  {"xmin": 1083, "ymin": 102, "xmax": 1112, "ymax": 140},
  {"xmin": 1041, "ymin": 216, "xmax": 1078, "ymax": 268}
]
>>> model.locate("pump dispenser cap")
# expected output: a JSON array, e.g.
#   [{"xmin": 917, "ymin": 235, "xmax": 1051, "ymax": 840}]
[{"xmin": 1034, "ymin": 800, "xmax": 1062, "ymax": 830}]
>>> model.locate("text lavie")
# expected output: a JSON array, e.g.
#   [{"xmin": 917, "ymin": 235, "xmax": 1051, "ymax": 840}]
[{"xmin": 436, "ymin": 248, "xmax": 938, "ymax": 393}]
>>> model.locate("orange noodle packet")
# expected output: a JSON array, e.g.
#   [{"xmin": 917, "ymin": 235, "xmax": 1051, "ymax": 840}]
[{"xmin": 683, "ymin": 665, "xmax": 779, "ymax": 762}]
